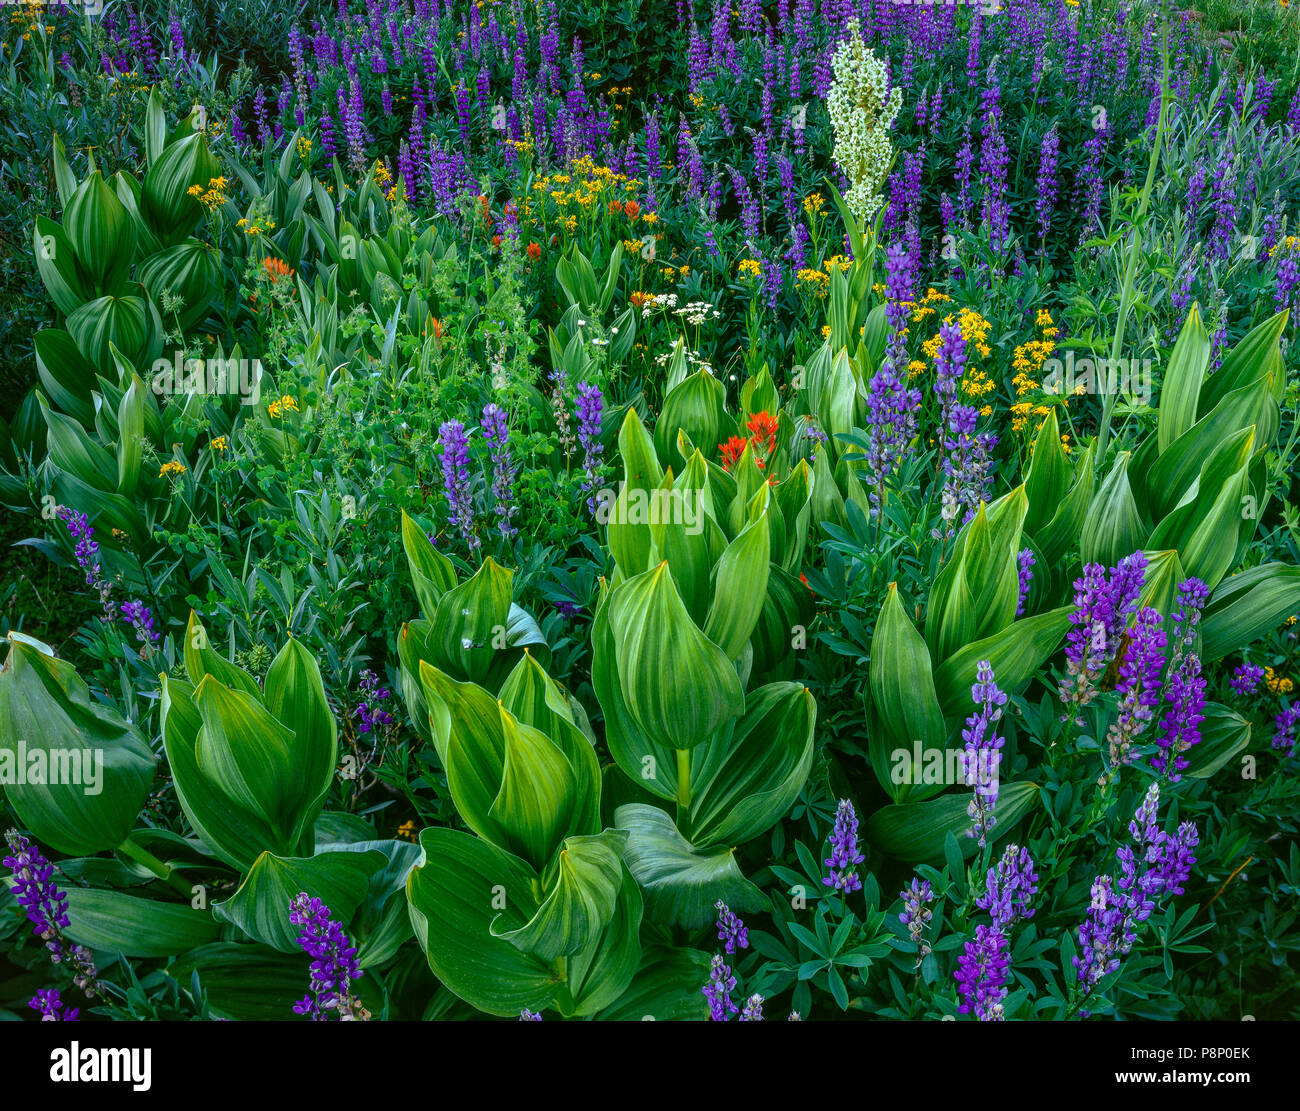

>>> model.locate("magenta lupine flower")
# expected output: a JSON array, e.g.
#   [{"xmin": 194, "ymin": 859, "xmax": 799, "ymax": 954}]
[
  {"xmin": 1274, "ymin": 242, "xmax": 1300, "ymax": 317},
  {"xmin": 954, "ymin": 923, "xmax": 1009, "ymax": 1021},
  {"xmin": 962, "ymin": 661, "xmax": 1006, "ymax": 847},
  {"xmin": 739, "ymin": 994, "xmax": 764, "ymax": 1021},
  {"xmin": 1074, "ymin": 785, "xmax": 1199, "ymax": 998},
  {"xmin": 438, "ymin": 420, "xmax": 479, "ymax": 552},
  {"xmin": 58, "ymin": 507, "xmax": 104, "ymax": 590},
  {"xmin": 823, "ymin": 799, "xmax": 865, "ymax": 892},
  {"xmin": 288, "ymin": 893, "xmax": 368, "ymax": 1021},
  {"xmin": 865, "ymin": 244, "xmax": 922, "ymax": 504},
  {"xmin": 1152, "ymin": 579, "xmax": 1209, "ymax": 782},
  {"xmin": 574, "ymin": 383, "xmax": 604, "ymax": 516},
  {"xmin": 714, "ymin": 900, "xmax": 748, "ymax": 955},
  {"xmin": 932, "ymin": 320, "xmax": 992, "ymax": 532},
  {"xmin": 1015, "ymin": 549, "xmax": 1035, "ymax": 617},
  {"xmin": 3, "ymin": 830, "xmax": 98, "ymax": 994},
  {"xmin": 899, "ymin": 877, "xmax": 935, "ymax": 962},
  {"xmin": 1036, "ymin": 124, "xmax": 1060, "ymax": 247},
  {"xmin": 1059, "ymin": 552, "xmax": 1148, "ymax": 722},
  {"xmin": 1229, "ymin": 663, "xmax": 1265, "ymax": 697},
  {"xmin": 1105, "ymin": 606, "xmax": 1167, "ymax": 770},
  {"xmin": 355, "ymin": 669, "xmax": 394, "ymax": 735},
  {"xmin": 702, "ymin": 954, "xmax": 739, "ymax": 1021},
  {"xmin": 1272, "ymin": 704, "xmax": 1300, "ymax": 758},
  {"xmin": 119, "ymin": 600, "xmax": 160, "ymax": 652},
  {"xmin": 481, "ymin": 403, "xmax": 519, "ymax": 539},
  {"xmin": 1074, "ymin": 874, "xmax": 1124, "ymax": 991},
  {"xmin": 29, "ymin": 989, "xmax": 78, "ymax": 1022},
  {"xmin": 977, "ymin": 844, "xmax": 1038, "ymax": 930}
]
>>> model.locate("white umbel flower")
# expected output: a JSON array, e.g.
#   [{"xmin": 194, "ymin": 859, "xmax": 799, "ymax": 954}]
[{"xmin": 826, "ymin": 20, "xmax": 902, "ymax": 226}]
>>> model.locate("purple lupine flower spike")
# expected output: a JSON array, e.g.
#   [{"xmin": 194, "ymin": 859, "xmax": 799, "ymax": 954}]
[
  {"xmin": 288, "ymin": 893, "xmax": 369, "ymax": 1021},
  {"xmin": 714, "ymin": 900, "xmax": 748, "ymax": 955},
  {"xmin": 1105, "ymin": 606, "xmax": 1166, "ymax": 771},
  {"xmin": 823, "ymin": 799, "xmax": 865, "ymax": 892},
  {"xmin": 1229, "ymin": 663, "xmax": 1264, "ymax": 696},
  {"xmin": 3, "ymin": 830, "xmax": 98, "ymax": 994},
  {"xmin": 1152, "ymin": 579, "xmax": 1209, "ymax": 782},
  {"xmin": 30, "ymin": 988, "xmax": 79, "ymax": 1022},
  {"xmin": 438, "ymin": 420, "xmax": 479, "ymax": 552},
  {"xmin": 702, "ymin": 953, "xmax": 739, "ymax": 1021},
  {"xmin": 954, "ymin": 923, "xmax": 1009, "ymax": 1021},
  {"xmin": 481, "ymin": 403, "xmax": 519, "ymax": 539},
  {"xmin": 739, "ymin": 993, "xmax": 764, "ymax": 1021},
  {"xmin": 1272, "ymin": 704, "xmax": 1300, "ymax": 758},
  {"xmin": 977, "ymin": 844, "xmax": 1038, "ymax": 929},
  {"xmin": 519, "ymin": 1008, "xmax": 543, "ymax": 1021},
  {"xmin": 574, "ymin": 383, "xmax": 605, "ymax": 516},
  {"xmin": 1073, "ymin": 785, "xmax": 1199, "ymax": 1003},
  {"xmin": 899, "ymin": 877, "xmax": 935, "ymax": 964},
  {"xmin": 355, "ymin": 669, "xmax": 394, "ymax": 735},
  {"xmin": 1015, "ymin": 548, "xmax": 1035, "ymax": 617},
  {"xmin": 962, "ymin": 661, "xmax": 1006, "ymax": 847}
]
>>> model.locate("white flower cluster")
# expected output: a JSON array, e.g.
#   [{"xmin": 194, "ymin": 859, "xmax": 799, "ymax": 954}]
[
  {"xmin": 826, "ymin": 20, "xmax": 902, "ymax": 226},
  {"xmin": 641, "ymin": 292, "xmax": 679, "ymax": 319},
  {"xmin": 653, "ymin": 349, "xmax": 715, "ymax": 375},
  {"xmin": 673, "ymin": 300, "xmax": 722, "ymax": 327}
]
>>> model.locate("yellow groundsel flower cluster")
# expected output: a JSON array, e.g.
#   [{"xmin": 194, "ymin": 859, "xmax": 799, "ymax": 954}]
[
  {"xmin": 738, "ymin": 258, "xmax": 763, "ymax": 279},
  {"xmin": 211, "ymin": 436, "xmax": 228, "ymax": 453},
  {"xmin": 803, "ymin": 193, "xmax": 827, "ymax": 217},
  {"xmin": 1269, "ymin": 235, "xmax": 1300, "ymax": 258},
  {"xmin": 908, "ymin": 287, "xmax": 952, "ymax": 324},
  {"xmin": 158, "ymin": 461, "xmax": 187, "ymax": 479},
  {"xmin": 797, "ymin": 268, "xmax": 830, "ymax": 297},
  {"xmin": 236, "ymin": 214, "xmax": 277, "ymax": 237},
  {"xmin": 1265, "ymin": 666, "xmax": 1295, "ymax": 695},
  {"xmin": 1010, "ymin": 310, "xmax": 1061, "ymax": 434},
  {"xmin": 527, "ymin": 157, "xmax": 640, "ymax": 229},
  {"xmin": 267, "ymin": 395, "xmax": 300, "ymax": 419},
  {"xmin": 187, "ymin": 176, "xmax": 230, "ymax": 212}
]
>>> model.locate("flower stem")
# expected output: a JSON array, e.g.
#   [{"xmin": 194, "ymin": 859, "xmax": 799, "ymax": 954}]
[{"xmin": 118, "ymin": 835, "xmax": 197, "ymax": 901}]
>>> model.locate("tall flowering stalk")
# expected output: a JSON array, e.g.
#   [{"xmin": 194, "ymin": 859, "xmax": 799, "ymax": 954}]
[
  {"xmin": 899, "ymin": 877, "xmax": 935, "ymax": 969},
  {"xmin": 1015, "ymin": 548, "xmax": 1035, "ymax": 617},
  {"xmin": 956, "ymin": 844, "xmax": 1038, "ymax": 1021},
  {"xmin": 962, "ymin": 661, "xmax": 1006, "ymax": 847},
  {"xmin": 702, "ymin": 953, "xmax": 739, "ymax": 1021},
  {"xmin": 823, "ymin": 798, "xmax": 865, "ymax": 893},
  {"xmin": 932, "ymin": 318, "xmax": 992, "ymax": 534},
  {"xmin": 438, "ymin": 419, "xmax": 479, "ymax": 552},
  {"xmin": 3, "ymin": 831, "xmax": 98, "ymax": 996},
  {"xmin": 288, "ymin": 893, "xmax": 369, "ymax": 1021},
  {"xmin": 865, "ymin": 244, "xmax": 921, "ymax": 508},
  {"xmin": 1151, "ymin": 579, "xmax": 1209, "ymax": 783},
  {"xmin": 1072, "ymin": 785, "xmax": 1198, "ymax": 1011},
  {"xmin": 1058, "ymin": 552, "xmax": 1148, "ymax": 724},
  {"xmin": 1103, "ymin": 606, "xmax": 1166, "ymax": 774},
  {"xmin": 826, "ymin": 19, "xmax": 902, "ymax": 227},
  {"xmin": 714, "ymin": 900, "xmax": 749, "ymax": 955},
  {"xmin": 575, "ymin": 382, "xmax": 605, "ymax": 516},
  {"xmin": 30, "ymin": 988, "xmax": 79, "ymax": 1021},
  {"xmin": 954, "ymin": 925, "xmax": 1009, "ymax": 1021},
  {"xmin": 481, "ymin": 403, "xmax": 519, "ymax": 539},
  {"xmin": 354, "ymin": 669, "xmax": 394, "ymax": 735}
]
